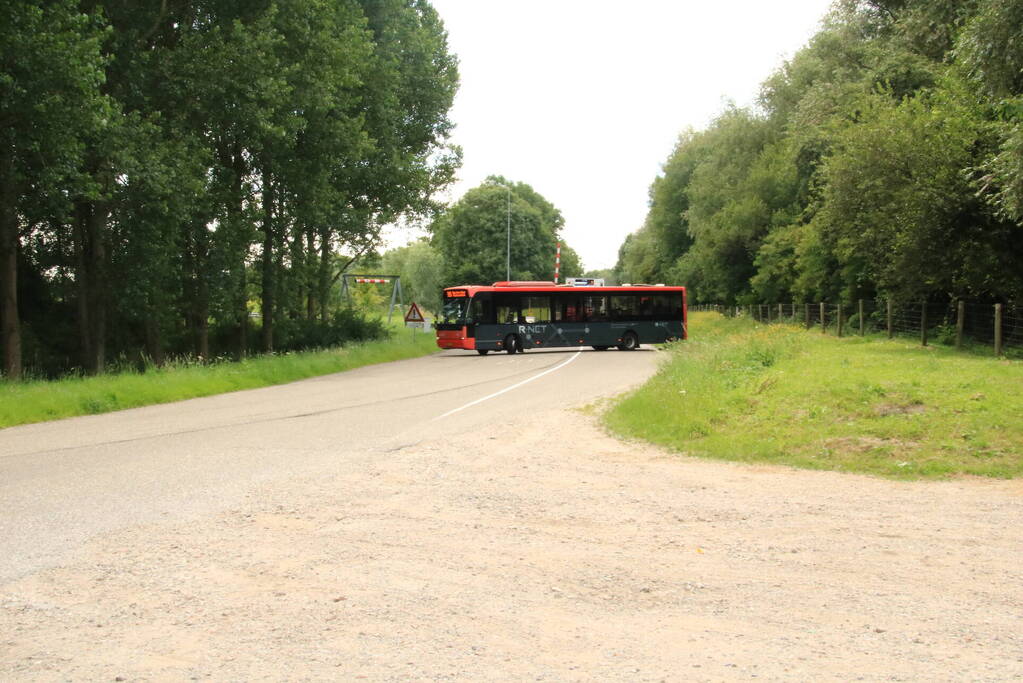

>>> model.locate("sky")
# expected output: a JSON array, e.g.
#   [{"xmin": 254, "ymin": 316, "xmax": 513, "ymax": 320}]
[{"xmin": 389, "ymin": 0, "xmax": 835, "ymax": 272}]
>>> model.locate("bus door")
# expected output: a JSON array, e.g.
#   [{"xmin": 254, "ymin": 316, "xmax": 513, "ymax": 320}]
[{"xmin": 466, "ymin": 292, "xmax": 493, "ymax": 338}]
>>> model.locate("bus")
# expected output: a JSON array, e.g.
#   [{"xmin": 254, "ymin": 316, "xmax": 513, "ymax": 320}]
[{"xmin": 435, "ymin": 281, "xmax": 687, "ymax": 355}]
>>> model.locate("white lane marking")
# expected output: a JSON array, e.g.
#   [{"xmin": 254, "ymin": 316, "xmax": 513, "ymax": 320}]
[{"xmin": 433, "ymin": 349, "xmax": 583, "ymax": 420}]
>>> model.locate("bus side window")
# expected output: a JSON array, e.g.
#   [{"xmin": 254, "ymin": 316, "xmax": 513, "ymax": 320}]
[
  {"xmin": 638, "ymin": 296, "xmax": 653, "ymax": 320},
  {"xmin": 611, "ymin": 295, "xmax": 638, "ymax": 321},
  {"xmin": 522, "ymin": 296, "xmax": 551, "ymax": 323},
  {"xmin": 558, "ymin": 295, "xmax": 582, "ymax": 322},
  {"xmin": 657, "ymin": 293, "xmax": 684, "ymax": 319},
  {"xmin": 583, "ymin": 296, "xmax": 608, "ymax": 322},
  {"xmin": 495, "ymin": 293, "xmax": 520, "ymax": 323},
  {"xmin": 496, "ymin": 305, "xmax": 517, "ymax": 323},
  {"xmin": 651, "ymin": 293, "xmax": 679, "ymax": 319}
]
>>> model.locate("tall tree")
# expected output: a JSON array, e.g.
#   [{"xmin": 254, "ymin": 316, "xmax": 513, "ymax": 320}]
[
  {"xmin": 0, "ymin": 0, "xmax": 107, "ymax": 379},
  {"xmin": 432, "ymin": 177, "xmax": 578, "ymax": 286}
]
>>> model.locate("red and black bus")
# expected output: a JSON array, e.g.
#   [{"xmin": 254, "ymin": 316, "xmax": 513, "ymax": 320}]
[{"xmin": 435, "ymin": 281, "xmax": 687, "ymax": 355}]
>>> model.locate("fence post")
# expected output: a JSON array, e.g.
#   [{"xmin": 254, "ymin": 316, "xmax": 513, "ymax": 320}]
[
  {"xmin": 995, "ymin": 303, "xmax": 1003, "ymax": 357},
  {"xmin": 777, "ymin": 303, "xmax": 783, "ymax": 321},
  {"xmin": 804, "ymin": 303, "xmax": 810, "ymax": 329},
  {"xmin": 921, "ymin": 302, "xmax": 928, "ymax": 347},
  {"xmin": 820, "ymin": 302, "xmax": 826, "ymax": 334},
  {"xmin": 837, "ymin": 304, "xmax": 844, "ymax": 337},
  {"xmin": 858, "ymin": 299, "xmax": 865, "ymax": 336},
  {"xmin": 887, "ymin": 300, "xmax": 893, "ymax": 338},
  {"xmin": 955, "ymin": 300, "xmax": 965, "ymax": 350}
]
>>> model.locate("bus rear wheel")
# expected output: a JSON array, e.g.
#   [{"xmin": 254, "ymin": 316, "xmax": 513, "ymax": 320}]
[
  {"xmin": 617, "ymin": 332, "xmax": 639, "ymax": 351},
  {"xmin": 504, "ymin": 334, "xmax": 518, "ymax": 355},
  {"xmin": 477, "ymin": 349, "xmax": 489, "ymax": 356}
]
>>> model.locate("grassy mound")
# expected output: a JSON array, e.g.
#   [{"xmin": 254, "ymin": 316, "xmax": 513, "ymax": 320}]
[{"xmin": 605, "ymin": 312, "xmax": 1023, "ymax": 479}]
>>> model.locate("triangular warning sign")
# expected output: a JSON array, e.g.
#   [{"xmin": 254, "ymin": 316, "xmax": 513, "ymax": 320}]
[{"xmin": 404, "ymin": 302, "xmax": 425, "ymax": 323}]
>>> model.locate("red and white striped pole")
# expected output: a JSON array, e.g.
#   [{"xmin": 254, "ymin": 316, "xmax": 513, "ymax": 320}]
[{"xmin": 554, "ymin": 242, "xmax": 561, "ymax": 284}]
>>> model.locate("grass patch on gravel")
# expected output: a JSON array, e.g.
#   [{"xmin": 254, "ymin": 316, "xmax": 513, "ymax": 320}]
[
  {"xmin": 0, "ymin": 325, "xmax": 437, "ymax": 429},
  {"xmin": 605, "ymin": 312, "xmax": 1023, "ymax": 479}
]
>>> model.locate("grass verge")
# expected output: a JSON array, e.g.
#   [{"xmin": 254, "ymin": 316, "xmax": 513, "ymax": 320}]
[
  {"xmin": 0, "ymin": 325, "xmax": 438, "ymax": 429},
  {"xmin": 605, "ymin": 312, "xmax": 1023, "ymax": 479}
]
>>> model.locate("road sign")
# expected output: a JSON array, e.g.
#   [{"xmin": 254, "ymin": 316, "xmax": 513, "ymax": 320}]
[{"xmin": 404, "ymin": 302, "xmax": 425, "ymax": 324}]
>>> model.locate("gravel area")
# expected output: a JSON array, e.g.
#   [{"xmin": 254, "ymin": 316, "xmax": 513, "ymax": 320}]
[{"xmin": 2, "ymin": 405, "xmax": 1022, "ymax": 681}]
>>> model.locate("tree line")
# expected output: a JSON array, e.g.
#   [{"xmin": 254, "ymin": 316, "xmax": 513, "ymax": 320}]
[
  {"xmin": 614, "ymin": 0, "xmax": 1023, "ymax": 308},
  {"xmin": 0, "ymin": 0, "xmax": 458, "ymax": 379}
]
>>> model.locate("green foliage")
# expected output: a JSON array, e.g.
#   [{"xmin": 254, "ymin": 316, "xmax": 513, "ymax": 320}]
[
  {"xmin": 432, "ymin": 176, "xmax": 580, "ymax": 286},
  {"xmin": 957, "ymin": 0, "xmax": 1023, "ymax": 99},
  {"xmin": 672, "ymin": 109, "xmax": 793, "ymax": 303},
  {"xmin": 582, "ymin": 268, "xmax": 617, "ymax": 285},
  {"xmin": 614, "ymin": 227, "xmax": 661, "ymax": 285},
  {"xmin": 1, "ymin": 0, "xmax": 460, "ymax": 379},
  {"xmin": 615, "ymin": 0, "xmax": 1023, "ymax": 306},
  {"xmin": 558, "ymin": 243, "xmax": 583, "ymax": 281},
  {"xmin": 606, "ymin": 312, "xmax": 1023, "ymax": 479},
  {"xmin": 808, "ymin": 86, "xmax": 1022, "ymax": 300},
  {"xmin": 0, "ymin": 0, "xmax": 110, "ymax": 378},
  {"xmin": 381, "ymin": 239, "xmax": 444, "ymax": 313}
]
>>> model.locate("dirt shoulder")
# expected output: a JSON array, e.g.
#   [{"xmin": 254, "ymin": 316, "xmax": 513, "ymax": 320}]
[{"xmin": 2, "ymin": 404, "xmax": 1021, "ymax": 681}]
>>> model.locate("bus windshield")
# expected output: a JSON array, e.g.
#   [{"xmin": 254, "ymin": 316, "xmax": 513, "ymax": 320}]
[{"xmin": 440, "ymin": 295, "xmax": 470, "ymax": 325}]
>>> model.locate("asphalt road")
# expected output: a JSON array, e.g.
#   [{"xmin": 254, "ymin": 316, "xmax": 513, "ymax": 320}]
[{"xmin": 0, "ymin": 346, "xmax": 661, "ymax": 583}]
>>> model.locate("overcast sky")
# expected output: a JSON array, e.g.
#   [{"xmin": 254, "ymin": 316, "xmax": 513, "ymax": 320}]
[{"xmin": 391, "ymin": 0, "xmax": 835, "ymax": 272}]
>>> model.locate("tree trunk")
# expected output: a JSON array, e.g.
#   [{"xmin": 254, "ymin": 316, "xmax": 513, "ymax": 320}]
[
  {"xmin": 236, "ymin": 265, "xmax": 248, "ymax": 360},
  {"xmin": 74, "ymin": 198, "xmax": 108, "ymax": 374},
  {"xmin": 260, "ymin": 167, "xmax": 275, "ymax": 352},
  {"xmin": 289, "ymin": 224, "xmax": 303, "ymax": 320},
  {"xmin": 0, "ymin": 144, "xmax": 21, "ymax": 380},
  {"xmin": 195, "ymin": 262, "xmax": 209, "ymax": 359},
  {"xmin": 144, "ymin": 315, "xmax": 165, "ymax": 367},
  {"xmin": 75, "ymin": 225, "xmax": 92, "ymax": 368},
  {"xmin": 183, "ymin": 219, "xmax": 210, "ymax": 359},
  {"xmin": 318, "ymin": 228, "xmax": 331, "ymax": 323},
  {"xmin": 229, "ymin": 148, "xmax": 248, "ymax": 360},
  {"xmin": 306, "ymin": 229, "xmax": 316, "ymax": 320}
]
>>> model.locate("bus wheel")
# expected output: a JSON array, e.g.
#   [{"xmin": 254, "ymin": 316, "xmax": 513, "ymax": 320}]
[
  {"xmin": 592, "ymin": 345, "xmax": 609, "ymax": 351},
  {"xmin": 504, "ymin": 334, "xmax": 518, "ymax": 355},
  {"xmin": 476, "ymin": 349, "xmax": 489, "ymax": 356},
  {"xmin": 617, "ymin": 332, "xmax": 639, "ymax": 351}
]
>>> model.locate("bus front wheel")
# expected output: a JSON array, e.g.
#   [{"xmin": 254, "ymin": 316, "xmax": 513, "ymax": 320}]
[
  {"xmin": 504, "ymin": 335, "xmax": 518, "ymax": 355},
  {"xmin": 618, "ymin": 333, "xmax": 639, "ymax": 351}
]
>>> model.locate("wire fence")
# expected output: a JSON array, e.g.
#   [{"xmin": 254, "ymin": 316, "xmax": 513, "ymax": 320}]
[{"xmin": 690, "ymin": 300, "xmax": 1022, "ymax": 357}]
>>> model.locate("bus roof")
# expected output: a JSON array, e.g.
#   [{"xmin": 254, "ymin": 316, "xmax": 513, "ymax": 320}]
[{"xmin": 444, "ymin": 282, "xmax": 686, "ymax": 295}]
